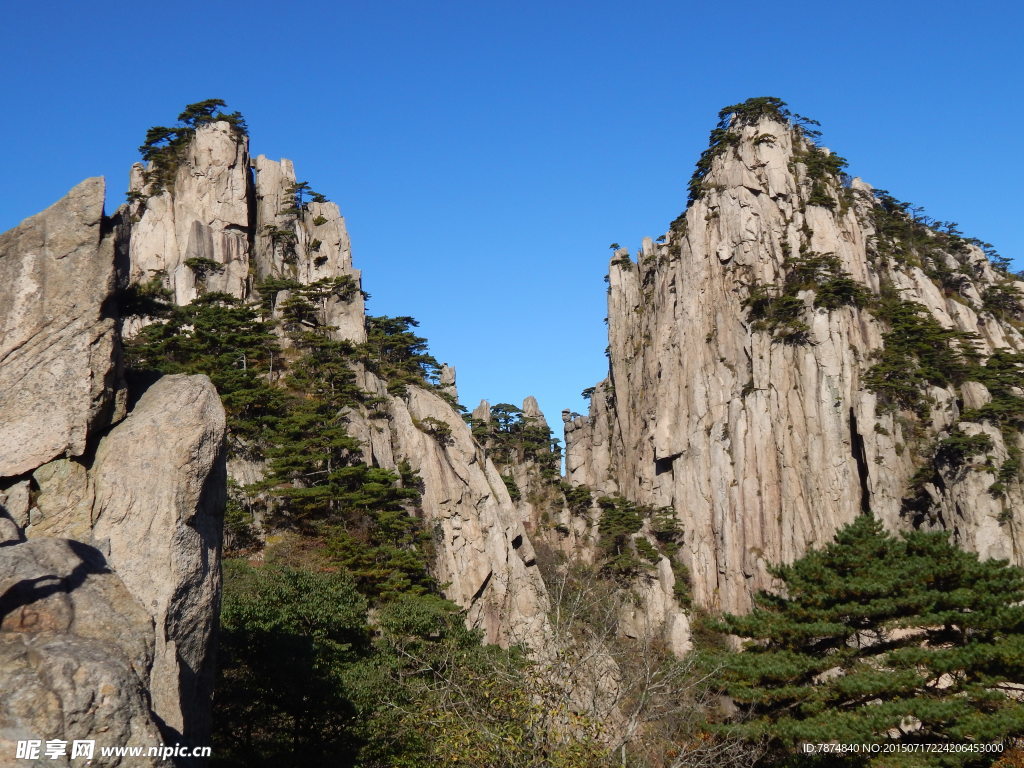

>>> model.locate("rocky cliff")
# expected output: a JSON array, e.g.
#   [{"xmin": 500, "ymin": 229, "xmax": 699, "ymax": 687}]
[
  {"xmin": 0, "ymin": 110, "xmax": 551, "ymax": 763},
  {"xmin": 565, "ymin": 99, "xmax": 1024, "ymax": 616},
  {"xmin": 5, "ymin": 99, "xmax": 1020, "ymax": 761},
  {"xmin": 123, "ymin": 120, "xmax": 547, "ymax": 647},
  {"xmin": 0, "ymin": 179, "xmax": 227, "ymax": 758}
]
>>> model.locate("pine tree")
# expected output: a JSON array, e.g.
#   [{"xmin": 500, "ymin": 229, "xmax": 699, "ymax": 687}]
[
  {"xmin": 712, "ymin": 515, "xmax": 1024, "ymax": 766},
  {"xmin": 125, "ymin": 292, "xmax": 285, "ymax": 445}
]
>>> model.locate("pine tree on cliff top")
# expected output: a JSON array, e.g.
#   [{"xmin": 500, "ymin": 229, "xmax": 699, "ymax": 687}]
[{"xmin": 711, "ymin": 515, "xmax": 1024, "ymax": 767}]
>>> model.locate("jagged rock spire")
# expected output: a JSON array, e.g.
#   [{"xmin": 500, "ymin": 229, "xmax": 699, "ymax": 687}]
[{"xmin": 566, "ymin": 105, "xmax": 1024, "ymax": 614}]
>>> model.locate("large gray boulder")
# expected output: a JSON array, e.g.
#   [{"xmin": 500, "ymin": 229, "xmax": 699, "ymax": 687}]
[
  {"xmin": 0, "ymin": 178, "xmax": 119, "ymax": 478},
  {"xmin": 0, "ymin": 538, "xmax": 163, "ymax": 767},
  {"xmin": 0, "ymin": 176, "xmax": 228, "ymax": 757},
  {"xmin": 91, "ymin": 374, "xmax": 226, "ymax": 745}
]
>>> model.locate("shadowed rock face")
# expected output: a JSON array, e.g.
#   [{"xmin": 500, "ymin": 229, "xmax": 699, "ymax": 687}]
[
  {"xmin": 566, "ymin": 115, "xmax": 1024, "ymax": 615},
  {"xmin": 0, "ymin": 538, "xmax": 164, "ymax": 767},
  {"xmin": 1, "ymin": 178, "xmax": 228, "ymax": 762},
  {"xmin": 0, "ymin": 177, "xmax": 119, "ymax": 477}
]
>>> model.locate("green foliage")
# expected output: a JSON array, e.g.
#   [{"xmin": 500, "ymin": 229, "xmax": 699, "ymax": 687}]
[
  {"xmin": 184, "ymin": 256, "xmax": 225, "ymax": 282},
  {"xmin": 320, "ymin": 508, "xmax": 435, "ymax": 602},
  {"xmin": 591, "ymin": 496, "xmax": 691, "ymax": 600},
  {"xmin": 743, "ymin": 284, "xmax": 810, "ymax": 345},
  {"xmin": 960, "ymin": 350, "xmax": 1024, "ymax": 501},
  {"xmin": 280, "ymin": 181, "xmax": 329, "ymax": 216},
  {"xmin": 634, "ymin": 536, "xmax": 660, "ymax": 565},
  {"xmin": 686, "ymin": 97, "xmax": 826, "ymax": 207},
  {"xmin": 594, "ymin": 495, "xmax": 647, "ymax": 578},
  {"xmin": 371, "ymin": 592, "xmax": 613, "ymax": 768},
  {"xmin": 262, "ymin": 225, "xmax": 299, "ymax": 262},
  {"xmin": 500, "ymin": 473, "xmax": 521, "ymax": 502},
  {"xmin": 867, "ymin": 190, "xmax": 1015, "ymax": 291},
  {"xmin": 561, "ymin": 482, "xmax": 593, "ymax": 515},
  {"xmin": 125, "ymin": 292, "xmax": 285, "ymax": 445},
  {"xmin": 934, "ymin": 428, "xmax": 994, "ymax": 470},
  {"xmin": 711, "ymin": 515, "xmax": 1024, "ymax": 766},
  {"xmin": 743, "ymin": 252, "xmax": 870, "ymax": 345},
  {"xmin": 791, "ymin": 145, "xmax": 849, "ymax": 209},
  {"xmin": 258, "ymin": 275, "xmax": 359, "ymax": 336},
  {"xmin": 413, "ymin": 416, "xmax": 454, "ymax": 446},
  {"xmin": 650, "ymin": 506, "xmax": 683, "ymax": 544},
  {"xmin": 118, "ymin": 273, "xmax": 173, "ymax": 318},
  {"xmin": 966, "ymin": 351, "xmax": 1024, "ymax": 430},
  {"xmin": 467, "ymin": 403, "xmax": 562, "ymax": 480},
  {"xmin": 138, "ymin": 99, "xmax": 247, "ymax": 195},
  {"xmin": 177, "ymin": 99, "xmax": 248, "ymax": 132},
  {"xmin": 223, "ymin": 481, "xmax": 260, "ymax": 554},
  {"xmin": 982, "ymin": 282, "xmax": 1024, "ymax": 322},
  {"xmin": 864, "ymin": 294, "xmax": 980, "ymax": 416},
  {"xmin": 359, "ymin": 315, "xmax": 441, "ymax": 395},
  {"xmin": 213, "ymin": 561, "xmax": 369, "ymax": 767},
  {"xmin": 262, "ymin": 394, "xmax": 419, "ymax": 527}
]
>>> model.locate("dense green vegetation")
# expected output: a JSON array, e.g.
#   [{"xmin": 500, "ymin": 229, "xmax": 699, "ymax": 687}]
[
  {"xmin": 864, "ymin": 290, "xmax": 981, "ymax": 416},
  {"xmin": 711, "ymin": 515, "xmax": 1024, "ymax": 766},
  {"xmin": 792, "ymin": 144, "xmax": 849, "ymax": 209},
  {"xmin": 279, "ymin": 180, "xmax": 329, "ymax": 216},
  {"xmin": 360, "ymin": 315, "xmax": 442, "ymax": 395},
  {"xmin": 590, "ymin": 496, "xmax": 690, "ymax": 602},
  {"xmin": 126, "ymin": 291, "xmax": 285, "ymax": 444}
]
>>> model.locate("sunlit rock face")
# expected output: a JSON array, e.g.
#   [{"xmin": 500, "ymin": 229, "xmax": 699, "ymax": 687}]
[
  {"xmin": 1, "ymin": 178, "xmax": 228, "ymax": 756},
  {"xmin": 566, "ymin": 114, "xmax": 1024, "ymax": 615},
  {"xmin": 122, "ymin": 124, "xmax": 548, "ymax": 647}
]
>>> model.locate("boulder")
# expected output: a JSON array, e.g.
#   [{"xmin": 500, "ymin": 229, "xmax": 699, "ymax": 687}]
[
  {"xmin": 91, "ymin": 374, "xmax": 226, "ymax": 745},
  {"xmin": 0, "ymin": 178, "xmax": 119, "ymax": 478},
  {"xmin": 0, "ymin": 538, "xmax": 163, "ymax": 767}
]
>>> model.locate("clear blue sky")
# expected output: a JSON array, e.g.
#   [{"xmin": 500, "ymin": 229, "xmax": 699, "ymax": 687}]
[{"xmin": 3, "ymin": 0, "xmax": 1021, "ymax": 429}]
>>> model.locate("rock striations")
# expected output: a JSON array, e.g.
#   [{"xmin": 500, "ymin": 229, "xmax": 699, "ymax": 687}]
[
  {"xmin": 3, "ymin": 99, "xmax": 1021, "ymax": 759},
  {"xmin": 121, "ymin": 121, "xmax": 547, "ymax": 648},
  {"xmin": 1, "ymin": 178, "xmax": 227, "ymax": 759},
  {"xmin": 565, "ymin": 101, "xmax": 1024, "ymax": 617}
]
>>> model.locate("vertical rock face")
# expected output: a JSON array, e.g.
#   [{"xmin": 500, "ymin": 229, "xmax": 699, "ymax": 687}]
[
  {"xmin": 127, "ymin": 123, "xmax": 252, "ymax": 304},
  {"xmin": 124, "ymin": 123, "xmax": 367, "ymax": 343},
  {"xmin": 252, "ymin": 154, "xmax": 366, "ymax": 343},
  {"xmin": 345, "ymin": 372, "xmax": 550, "ymax": 647},
  {"xmin": 566, "ymin": 112, "xmax": 1024, "ymax": 615},
  {"xmin": 0, "ymin": 178, "xmax": 119, "ymax": 477},
  {"xmin": 91, "ymin": 374, "xmax": 226, "ymax": 744},
  {"xmin": 1, "ymin": 180, "xmax": 228, "ymax": 758}
]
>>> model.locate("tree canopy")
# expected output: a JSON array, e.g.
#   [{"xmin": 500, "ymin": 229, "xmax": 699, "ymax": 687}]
[{"xmin": 712, "ymin": 515, "xmax": 1024, "ymax": 766}]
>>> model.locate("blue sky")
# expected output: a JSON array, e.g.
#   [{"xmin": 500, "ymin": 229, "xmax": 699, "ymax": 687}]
[{"xmin": 3, "ymin": 0, "xmax": 1021, "ymax": 429}]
